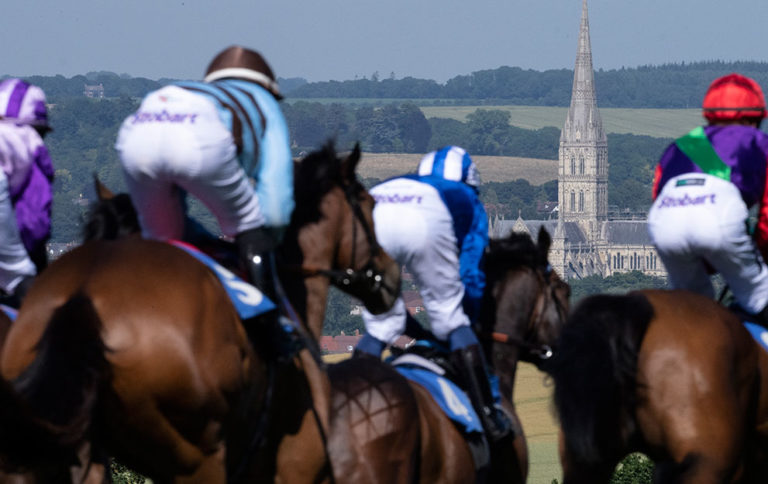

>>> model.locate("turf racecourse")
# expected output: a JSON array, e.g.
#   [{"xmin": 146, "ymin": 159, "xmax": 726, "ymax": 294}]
[{"xmin": 323, "ymin": 354, "xmax": 561, "ymax": 483}]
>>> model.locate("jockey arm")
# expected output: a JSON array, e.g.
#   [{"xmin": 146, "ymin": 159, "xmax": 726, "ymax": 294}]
[
  {"xmin": 754, "ymin": 161, "xmax": 768, "ymax": 261},
  {"xmin": 459, "ymin": 195, "xmax": 489, "ymax": 325},
  {"xmin": 1, "ymin": 126, "xmax": 53, "ymax": 254}
]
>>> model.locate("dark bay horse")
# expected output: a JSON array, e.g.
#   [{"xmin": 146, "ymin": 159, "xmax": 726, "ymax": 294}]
[
  {"xmin": 548, "ymin": 289, "xmax": 768, "ymax": 483},
  {"xmin": 325, "ymin": 228, "xmax": 570, "ymax": 483},
  {"xmin": 0, "ymin": 142, "xmax": 400, "ymax": 483}
]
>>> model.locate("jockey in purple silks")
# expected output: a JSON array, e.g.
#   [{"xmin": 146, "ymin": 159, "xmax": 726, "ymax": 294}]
[
  {"xmin": 649, "ymin": 73, "xmax": 768, "ymax": 326},
  {"xmin": 0, "ymin": 79, "xmax": 55, "ymax": 308}
]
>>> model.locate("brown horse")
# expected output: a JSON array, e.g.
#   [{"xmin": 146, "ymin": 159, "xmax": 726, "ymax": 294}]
[
  {"xmin": 548, "ymin": 289, "xmax": 768, "ymax": 483},
  {"xmin": 0, "ymin": 142, "xmax": 401, "ymax": 483},
  {"xmin": 324, "ymin": 228, "xmax": 570, "ymax": 483}
]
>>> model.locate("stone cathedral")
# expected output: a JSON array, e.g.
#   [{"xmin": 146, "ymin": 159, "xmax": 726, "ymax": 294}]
[{"xmin": 490, "ymin": 0, "xmax": 666, "ymax": 280}]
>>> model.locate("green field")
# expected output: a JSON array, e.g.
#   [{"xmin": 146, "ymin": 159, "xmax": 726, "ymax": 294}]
[
  {"xmin": 286, "ymin": 98, "xmax": 702, "ymax": 139},
  {"xmin": 421, "ymin": 105, "xmax": 701, "ymax": 139}
]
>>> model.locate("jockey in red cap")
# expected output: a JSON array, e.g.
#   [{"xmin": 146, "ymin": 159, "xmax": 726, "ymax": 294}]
[{"xmin": 649, "ymin": 73, "xmax": 768, "ymax": 326}]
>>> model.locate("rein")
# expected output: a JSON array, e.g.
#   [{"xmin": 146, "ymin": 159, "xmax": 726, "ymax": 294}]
[
  {"xmin": 287, "ymin": 181, "xmax": 387, "ymax": 296},
  {"xmin": 481, "ymin": 263, "xmax": 565, "ymax": 362}
]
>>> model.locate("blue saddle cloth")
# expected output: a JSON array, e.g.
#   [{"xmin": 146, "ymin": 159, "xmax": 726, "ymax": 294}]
[
  {"xmin": 391, "ymin": 353, "xmax": 483, "ymax": 434},
  {"xmin": 1, "ymin": 304, "xmax": 16, "ymax": 322},
  {"xmin": 744, "ymin": 322, "xmax": 768, "ymax": 352},
  {"xmin": 170, "ymin": 240, "xmax": 276, "ymax": 320}
]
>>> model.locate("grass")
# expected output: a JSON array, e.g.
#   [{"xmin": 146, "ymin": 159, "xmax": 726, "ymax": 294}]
[{"xmin": 421, "ymin": 105, "xmax": 700, "ymax": 139}]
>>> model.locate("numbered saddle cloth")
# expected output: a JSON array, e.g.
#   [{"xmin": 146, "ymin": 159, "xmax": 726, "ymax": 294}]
[
  {"xmin": 170, "ymin": 240, "xmax": 276, "ymax": 319},
  {"xmin": 744, "ymin": 322, "xmax": 768, "ymax": 352},
  {"xmin": 391, "ymin": 353, "xmax": 483, "ymax": 434},
  {"xmin": 1, "ymin": 304, "xmax": 16, "ymax": 321}
]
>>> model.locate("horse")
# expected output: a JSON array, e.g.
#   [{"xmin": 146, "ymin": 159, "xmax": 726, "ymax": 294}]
[
  {"xmin": 548, "ymin": 289, "xmax": 768, "ymax": 483},
  {"xmin": 0, "ymin": 142, "xmax": 401, "ymax": 483},
  {"xmin": 324, "ymin": 228, "xmax": 570, "ymax": 483}
]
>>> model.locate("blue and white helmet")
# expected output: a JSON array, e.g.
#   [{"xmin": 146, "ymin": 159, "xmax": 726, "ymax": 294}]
[{"xmin": 418, "ymin": 146, "xmax": 480, "ymax": 188}]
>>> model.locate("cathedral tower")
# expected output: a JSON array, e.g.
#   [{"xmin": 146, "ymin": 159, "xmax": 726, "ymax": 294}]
[{"xmin": 558, "ymin": 0, "xmax": 608, "ymax": 240}]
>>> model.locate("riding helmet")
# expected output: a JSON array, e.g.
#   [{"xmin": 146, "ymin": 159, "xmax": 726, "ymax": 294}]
[
  {"xmin": 702, "ymin": 73, "xmax": 767, "ymax": 122},
  {"xmin": 0, "ymin": 78, "xmax": 51, "ymax": 131},
  {"xmin": 418, "ymin": 146, "xmax": 481, "ymax": 189},
  {"xmin": 204, "ymin": 45, "xmax": 283, "ymax": 100}
]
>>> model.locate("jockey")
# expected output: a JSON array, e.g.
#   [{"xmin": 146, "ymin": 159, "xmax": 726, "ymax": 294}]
[
  {"xmin": 648, "ymin": 73, "xmax": 768, "ymax": 325},
  {"xmin": 356, "ymin": 146, "xmax": 511, "ymax": 442},
  {"xmin": 116, "ymin": 46, "xmax": 294, "ymax": 300},
  {"xmin": 0, "ymin": 79, "xmax": 55, "ymax": 308}
]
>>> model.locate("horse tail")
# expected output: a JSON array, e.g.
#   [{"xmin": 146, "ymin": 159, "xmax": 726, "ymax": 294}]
[
  {"xmin": 547, "ymin": 292, "xmax": 654, "ymax": 466},
  {"xmin": 0, "ymin": 293, "xmax": 111, "ymax": 468}
]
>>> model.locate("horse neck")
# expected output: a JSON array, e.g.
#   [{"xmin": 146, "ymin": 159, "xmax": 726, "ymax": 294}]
[
  {"xmin": 278, "ymin": 209, "xmax": 341, "ymax": 342},
  {"xmin": 489, "ymin": 267, "xmax": 541, "ymax": 399}
]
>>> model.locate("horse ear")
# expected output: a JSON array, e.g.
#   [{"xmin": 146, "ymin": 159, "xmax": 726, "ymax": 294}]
[
  {"xmin": 93, "ymin": 173, "xmax": 115, "ymax": 201},
  {"xmin": 341, "ymin": 143, "xmax": 362, "ymax": 181},
  {"xmin": 537, "ymin": 227, "xmax": 552, "ymax": 256}
]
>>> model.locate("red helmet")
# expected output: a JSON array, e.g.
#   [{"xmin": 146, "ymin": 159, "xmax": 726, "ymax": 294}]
[
  {"xmin": 204, "ymin": 46, "xmax": 282, "ymax": 100},
  {"xmin": 702, "ymin": 73, "xmax": 766, "ymax": 122}
]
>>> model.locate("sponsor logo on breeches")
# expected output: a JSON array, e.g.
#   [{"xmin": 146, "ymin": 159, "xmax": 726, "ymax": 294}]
[
  {"xmin": 658, "ymin": 193, "xmax": 716, "ymax": 209},
  {"xmin": 131, "ymin": 110, "xmax": 199, "ymax": 124},
  {"xmin": 373, "ymin": 193, "xmax": 423, "ymax": 204}
]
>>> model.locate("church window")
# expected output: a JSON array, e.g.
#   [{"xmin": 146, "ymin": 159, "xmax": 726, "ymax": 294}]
[
  {"xmin": 570, "ymin": 156, "xmax": 575, "ymax": 175},
  {"xmin": 578, "ymin": 191, "xmax": 584, "ymax": 212},
  {"xmin": 579, "ymin": 155, "xmax": 585, "ymax": 175},
  {"xmin": 570, "ymin": 191, "xmax": 575, "ymax": 211}
]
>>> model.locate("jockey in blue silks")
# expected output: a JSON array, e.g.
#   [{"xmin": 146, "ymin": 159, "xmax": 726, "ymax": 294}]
[
  {"xmin": 356, "ymin": 146, "xmax": 511, "ymax": 442},
  {"xmin": 116, "ymin": 46, "xmax": 294, "ymax": 300}
]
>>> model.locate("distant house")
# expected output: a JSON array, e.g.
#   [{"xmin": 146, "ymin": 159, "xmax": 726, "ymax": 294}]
[
  {"xmin": 320, "ymin": 330, "xmax": 362, "ymax": 354},
  {"xmin": 84, "ymin": 83, "xmax": 105, "ymax": 99}
]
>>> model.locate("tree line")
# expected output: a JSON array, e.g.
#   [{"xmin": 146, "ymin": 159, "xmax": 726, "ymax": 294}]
[
  {"xmin": 10, "ymin": 60, "xmax": 768, "ymax": 108},
  {"xmin": 287, "ymin": 61, "xmax": 768, "ymax": 108}
]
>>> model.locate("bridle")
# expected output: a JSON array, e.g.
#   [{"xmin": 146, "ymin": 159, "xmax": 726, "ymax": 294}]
[
  {"xmin": 481, "ymin": 263, "xmax": 568, "ymax": 363},
  {"xmin": 299, "ymin": 180, "xmax": 390, "ymax": 298}
]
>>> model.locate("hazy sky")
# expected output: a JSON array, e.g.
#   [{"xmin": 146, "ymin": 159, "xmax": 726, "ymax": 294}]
[{"xmin": 5, "ymin": 0, "xmax": 768, "ymax": 83}]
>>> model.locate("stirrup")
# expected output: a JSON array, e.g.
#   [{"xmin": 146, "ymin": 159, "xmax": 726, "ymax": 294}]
[{"xmin": 483, "ymin": 405, "xmax": 512, "ymax": 443}]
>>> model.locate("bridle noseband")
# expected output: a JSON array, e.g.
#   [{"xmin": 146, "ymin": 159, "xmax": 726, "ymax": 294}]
[
  {"xmin": 484, "ymin": 263, "xmax": 567, "ymax": 363},
  {"xmin": 302, "ymin": 180, "xmax": 389, "ymax": 298}
]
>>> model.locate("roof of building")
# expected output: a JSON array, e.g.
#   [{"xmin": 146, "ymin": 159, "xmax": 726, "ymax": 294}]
[{"xmin": 601, "ymin": 220, "xmax": 652, "ymax": 246}]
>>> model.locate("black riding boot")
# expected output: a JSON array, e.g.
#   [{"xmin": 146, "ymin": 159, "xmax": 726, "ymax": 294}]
[
  {"xmin": 236, "ymin": 227, "xmax": 283, "ymax": 305},
  {"xmin": 752, "ymin": 304, "xmax": 768, "ymax": 330},
  {"xmin": 0, "ymin": 275, "xmax": 35, "ymax": 309},
  {"xmin": 452, "ymin": 344, "xmax": 512, "ymax": 443}
]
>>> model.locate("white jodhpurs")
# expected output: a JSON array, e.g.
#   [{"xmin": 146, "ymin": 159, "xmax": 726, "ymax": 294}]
[
  {"xmin": 648, "ymin": 173, "xmax": 768, "ymax": 313},
  {"xmin": 361, "ymin": 178, "xmax": 470, "ymax": 343},
  {"xmin": 116, "ymin": 85, "xmax": 264, "ymax": 240},
  {"xmin": 0, "ymin": 171, "xmax": 35, "ymax": 293}
]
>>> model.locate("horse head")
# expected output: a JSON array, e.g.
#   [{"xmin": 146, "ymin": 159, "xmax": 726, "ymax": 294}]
[
  {"xmin": 82, "ymin": 175, "xmax": 140, "ymax": 242},
  {"xmin": 283, "ymin": 142, "xmax": 401, "ymax": 339},
  {"xmin": 480, "ymin": 228, "xmax": 570, "ymax": 393}
]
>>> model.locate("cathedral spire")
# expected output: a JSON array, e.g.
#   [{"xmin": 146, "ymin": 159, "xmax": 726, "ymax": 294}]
[
  {"xmin": 562, "ymin": 0, "xmax": 605, "ymax": 144},
  {"xmin": 557, "ymin": 0, "xmax": 609, "ymax": 230}
]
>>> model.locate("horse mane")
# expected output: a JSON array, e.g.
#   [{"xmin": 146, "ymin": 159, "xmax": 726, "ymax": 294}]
[
  {"xmin": 484, "ymin": 231, "xmax": 540, "ymax": 280},
  {"xmin": 82, "ymin": 192, "xmax": 140, "ymax": 242},
  {"xmin": 291, "ymin": 141, "xmax": 346, "ymax": 224},
  {"xmin": 548, "ymin": 292, "xmax": 653, "ymax": 464}
]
